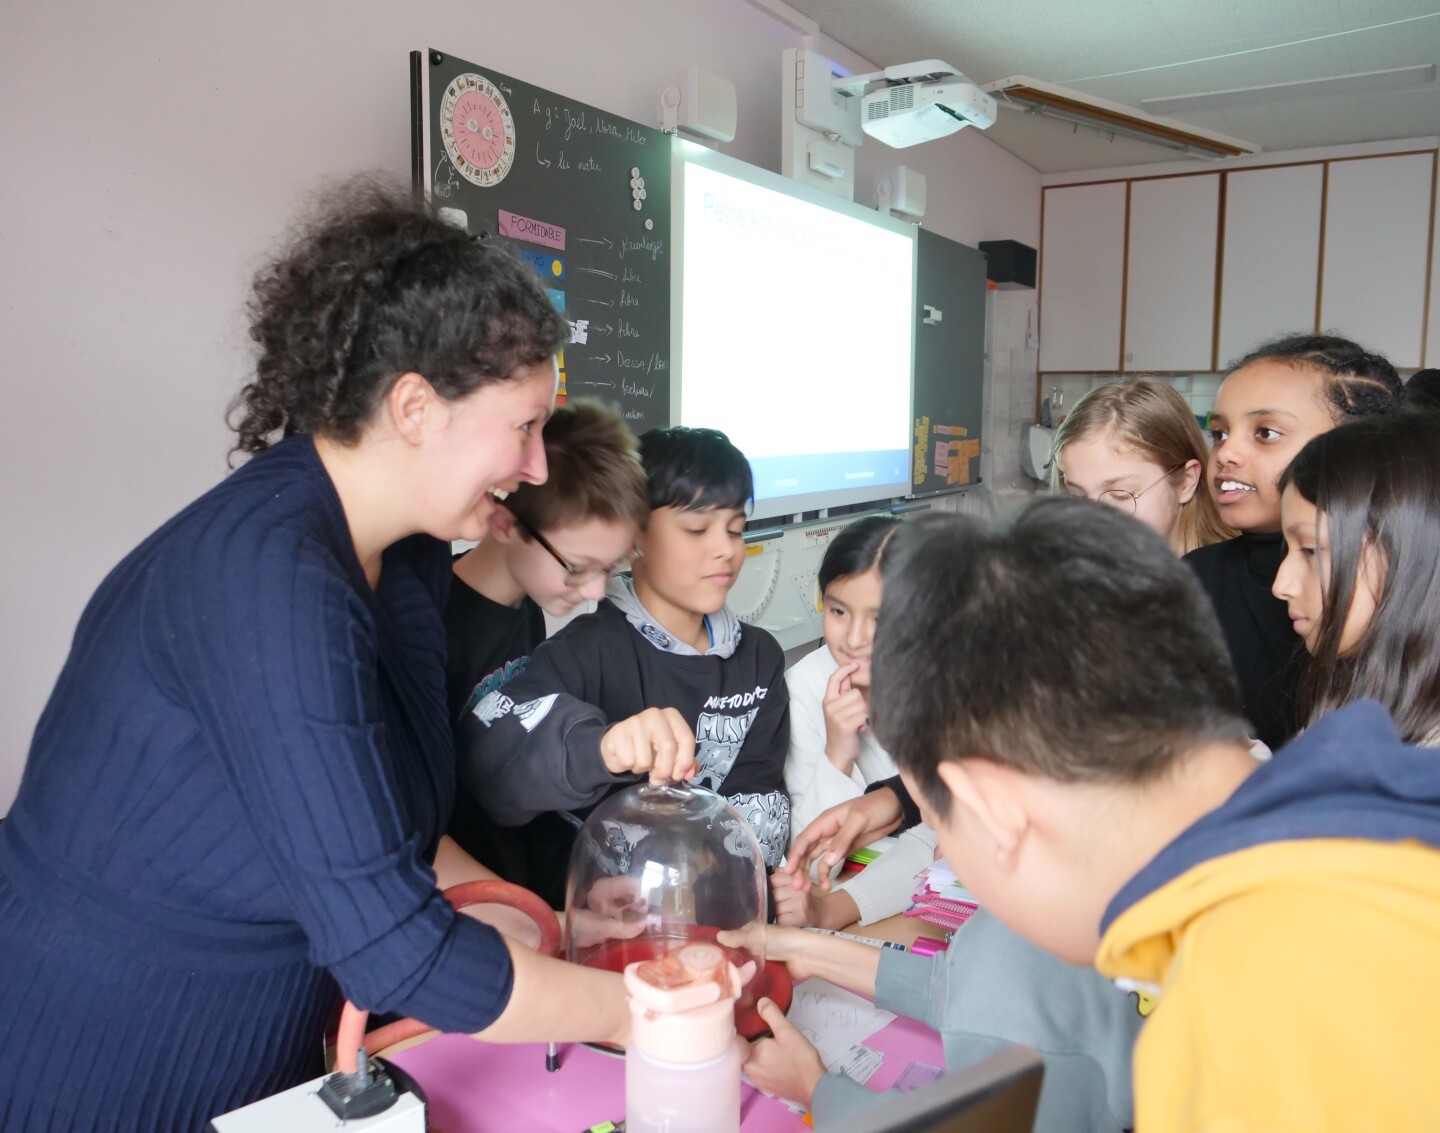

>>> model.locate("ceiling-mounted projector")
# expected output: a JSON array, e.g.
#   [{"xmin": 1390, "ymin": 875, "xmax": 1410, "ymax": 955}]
[{"xmin": 836, "ymin": 61, "xmax": 997, "ymax": 148}]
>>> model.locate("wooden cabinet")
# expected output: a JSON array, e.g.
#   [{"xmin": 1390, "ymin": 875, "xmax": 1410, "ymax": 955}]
[
  {"xmin": 1039, "ymin": 181, "xmax": 1126, "ymax": 371},
  {"xmin": 1124, "ymin": 174, "xmax": 1219, "ymax": 371},
  {"xmin": 1039, "ymin": 150, "xmax": 1437, "ymax": 373},
  {"xmin": 1217, "ymin": 164, "xmax": 1324, "ymax": 367},
  {"xmin": 1320, "ymin": 152, "xmax": 1435, "ymax": 369}
]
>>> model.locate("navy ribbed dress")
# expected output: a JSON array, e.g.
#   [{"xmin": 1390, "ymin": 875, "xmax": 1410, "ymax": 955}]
[{"xmin": 0, "ymin": 437, "xmax": 516, "ymax": 1131}]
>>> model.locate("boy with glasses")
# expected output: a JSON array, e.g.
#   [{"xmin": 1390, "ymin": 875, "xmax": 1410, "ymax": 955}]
[
  {"xmin": 445, "ymin": 401, "xmax": 649, "ymax": 896},
  {"xmin": 459, "ymin": 427, "xmax": 792, "ymax": 905}
]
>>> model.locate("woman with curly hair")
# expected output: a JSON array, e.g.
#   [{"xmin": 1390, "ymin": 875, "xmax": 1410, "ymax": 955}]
[{"xmin": 0, "ymin": 182, "xmax": 632, "ymax": 1130}]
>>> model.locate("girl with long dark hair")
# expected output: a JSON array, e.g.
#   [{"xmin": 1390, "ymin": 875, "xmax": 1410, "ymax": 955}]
[{"xmin": 1275, "ymin": 411, "xmax": 1440, "ymax": 746}]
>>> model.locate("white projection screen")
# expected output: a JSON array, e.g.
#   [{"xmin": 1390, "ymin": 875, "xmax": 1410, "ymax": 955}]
[{"xmin": 671, "ymin": 141, "xmax": 917, "ymax": 520}]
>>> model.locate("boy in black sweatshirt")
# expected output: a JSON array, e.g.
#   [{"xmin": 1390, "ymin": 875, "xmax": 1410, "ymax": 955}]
[{"xmin": 458, "ymin": 427, "xmax": 790, "ymax": 905}]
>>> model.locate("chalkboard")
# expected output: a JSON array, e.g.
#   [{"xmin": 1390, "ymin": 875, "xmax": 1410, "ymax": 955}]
[
  {"xmin": 412, "ymin": 49, "xmax": 672, "ymax": 433},
  {"xmin": 910, "ymin": 229, "xmax": 986, "ymax": 496}
]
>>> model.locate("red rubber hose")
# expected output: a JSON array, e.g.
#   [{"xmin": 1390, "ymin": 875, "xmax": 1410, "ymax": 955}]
[{"xmin": 333, "ymin": 879, "xmax": 561, "ymax": 1072}]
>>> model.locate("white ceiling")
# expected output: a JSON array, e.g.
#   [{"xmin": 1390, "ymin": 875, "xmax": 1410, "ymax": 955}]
[{"xmin": 784, "ymin": 0, "xmax": 1440, "ymax": 172}]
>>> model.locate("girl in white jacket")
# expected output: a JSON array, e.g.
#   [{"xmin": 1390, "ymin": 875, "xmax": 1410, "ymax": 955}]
[{"xmin": 779, "ymin": 516, "xmax": 938, "ymax": 928}]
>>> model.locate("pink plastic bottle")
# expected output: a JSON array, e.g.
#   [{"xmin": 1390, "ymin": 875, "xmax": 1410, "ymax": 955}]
[{"xmin": 625, "ymin": 943, "xmax": 744, "ymax": 1133}]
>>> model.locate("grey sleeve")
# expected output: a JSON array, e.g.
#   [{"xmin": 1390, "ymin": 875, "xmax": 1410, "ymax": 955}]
[
  {"xmin": 895, "ymin": 911, "xmax": 1142, "ymax": 1133},
  {"xmin": 455, "ymin": 637, "xmax": 628, "ymax": 824},
  {"xmin": 810, "ymin": 1070, "xmax": 895, "ymax": 1126},
  {"xmin": 873, "ymin": 946, "xmax": 947, "ymax": 1031}
]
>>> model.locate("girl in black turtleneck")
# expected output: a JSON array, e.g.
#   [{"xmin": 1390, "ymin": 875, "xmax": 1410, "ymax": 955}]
[{"xmin": 1184, "ymin": 334, "xmax": 1404, "ymax": 750}]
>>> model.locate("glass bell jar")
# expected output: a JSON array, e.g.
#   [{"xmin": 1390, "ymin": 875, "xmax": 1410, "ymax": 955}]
[{"xmin": 565, "ymin": 781, "xmax": 790, "ymax": 1037}]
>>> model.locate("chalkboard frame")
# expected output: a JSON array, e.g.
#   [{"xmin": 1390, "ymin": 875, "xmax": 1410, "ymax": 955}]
[
  {"xmin": 907, "ymin": 228, "xmax": 987, "ymax": 499},
  {"xmin": 411, "ymin": 48, "xmax": 673, "ymax": 434}
]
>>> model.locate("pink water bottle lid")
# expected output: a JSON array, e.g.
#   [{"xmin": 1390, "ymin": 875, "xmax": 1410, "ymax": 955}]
[{"xmin": 625, "ymin": 944, "xmax": 740, "ymax": 1063}]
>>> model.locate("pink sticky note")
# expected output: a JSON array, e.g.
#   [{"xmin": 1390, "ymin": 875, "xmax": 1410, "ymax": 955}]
[{"xmin": 499, "ymin": 209, "xmax": 566, "ymax": 250}]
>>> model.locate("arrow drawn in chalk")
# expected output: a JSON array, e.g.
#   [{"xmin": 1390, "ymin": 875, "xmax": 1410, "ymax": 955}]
[
  {"xmin": 577, "ymin": 236, "xmax": 614, "ymax": 249},
  {"xmin": 590, "ymin": 353, "xmax": 613, "ymax": 364},
  {"xmin": 580, "ymin": 379, "xmax": 617, "ymax": 389},
  {"xmin": 535, "ymin": 142, "xmax": 552, "ymax": 168},
  {"xmin": 574, "ymin": 266, "xmax": 618, "ymax": 280},
  {"xmin": 591, "ymin": 323, "xmax": 614, "ymax": 336},
  {"xmin": 582, "ymin": 298, "xmax": 615, "ymax": 307}
]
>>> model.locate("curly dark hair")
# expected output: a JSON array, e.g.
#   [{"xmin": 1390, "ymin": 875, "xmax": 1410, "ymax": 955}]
[
  {"xmin": 1225, "ymin": 333, "xmax": 1404, "ymax": 422},
  {"xmin": 229, "ymin": 179, "xmax": 568, "ymax": 457}
]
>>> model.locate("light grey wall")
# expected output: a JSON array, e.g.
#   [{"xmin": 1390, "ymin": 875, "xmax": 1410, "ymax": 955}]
[{"xmin": 0, "ymin": 0, "xmax": 1040, "ymax": 812}]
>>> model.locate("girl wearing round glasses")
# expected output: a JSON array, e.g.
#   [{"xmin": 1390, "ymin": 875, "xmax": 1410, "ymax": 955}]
[{"xmin": 1051, "ymin": 379, "xmax": 1233, "ymax": 555}]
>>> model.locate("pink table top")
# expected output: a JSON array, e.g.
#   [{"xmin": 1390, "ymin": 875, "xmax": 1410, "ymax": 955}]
[{"xmin": 388, "ymin": 1002, "xmax": 944, "ymax": 1132}]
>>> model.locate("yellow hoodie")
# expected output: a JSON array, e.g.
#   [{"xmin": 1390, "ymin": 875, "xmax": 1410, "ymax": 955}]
[{"xmin": 1095, "ymin": 703, "xmax": 1440, "ymax": 1133}]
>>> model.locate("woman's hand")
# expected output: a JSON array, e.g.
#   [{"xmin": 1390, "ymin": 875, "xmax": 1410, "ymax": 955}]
[
  {"xmin": 744, "ymin": 998, "xmax": 827, "ymax": 1109},
  {"xmin": 600, "ymin": 707, "xmax": 698, "ymax": 783},
  {"xmin": 563, "ymin": 875, "xmax": 648, "ymax": 950},
  {"xmin": 821, "ymin": 662, "xmax": 868, "ymax": 775},
  {"xmin": 584, "ymin": 875, "xmax": 647, "ymax": 919}
]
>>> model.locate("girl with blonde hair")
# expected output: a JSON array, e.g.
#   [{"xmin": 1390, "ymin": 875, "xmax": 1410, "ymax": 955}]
[{"xmin": 1051, "ymin": 378, "xmax": 1233, "ymax": 556}]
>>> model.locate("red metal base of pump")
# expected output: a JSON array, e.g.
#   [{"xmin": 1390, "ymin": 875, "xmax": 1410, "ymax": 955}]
[{"xmin": 577, "ymin": 930, "xmax": 793, "ymax": 1040}]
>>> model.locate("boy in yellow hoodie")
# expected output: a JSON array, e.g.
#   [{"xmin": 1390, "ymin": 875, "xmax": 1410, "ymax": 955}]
[{"xmin": 854, "ymin": 500, "xmax": 1440, "ymax": 1133}]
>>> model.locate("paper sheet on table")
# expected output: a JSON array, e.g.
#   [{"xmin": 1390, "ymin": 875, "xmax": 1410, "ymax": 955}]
[
  {"xmin": 786, "ymin": 978, "xmax": 897, "ymax": 1072},
  {"xmin": 918, "ymin": 864, "xmax": 981, "ymax": 905}
]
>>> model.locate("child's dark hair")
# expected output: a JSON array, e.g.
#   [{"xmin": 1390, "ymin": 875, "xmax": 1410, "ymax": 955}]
[
  {"xmin": 506, "ymin": 400, "xmax": 649, "ymax": 534},
  {"xmin": 1278, "ymin": 412, "xmax": 1440, "ymax": 745},
  {"xmin": 819, "ymin": 516, "xmax": 902, "ymax": 595},
  {"xmin": 638, "ymin": 427, "xmax": 754, "ymax": 514},
  {"xmin": 1225, "ymin": 333, "xmax": 1403, "ymax": 422},
  {"xmin": 872, "ymin": 503, "xmax": 1249, "ymax": 819},
  {"xmin": 1406, "ymin": 369, "xmax": 1440, "ymax": 413},
  {"xmin": 230, "ymin": 178, "xmax": 568, "ymax": 457}
]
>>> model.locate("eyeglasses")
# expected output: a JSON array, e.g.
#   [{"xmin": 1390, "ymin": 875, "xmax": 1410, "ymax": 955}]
[
  {"xmin": 518, "ymin": 518, "xmax": 641, "ymax": 585},
  {"xmin": 1091, "ymin": 464, "xmax": 1185, "ymax": 515}
]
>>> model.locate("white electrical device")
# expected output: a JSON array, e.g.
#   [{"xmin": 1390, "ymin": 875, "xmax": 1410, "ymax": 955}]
[
  {"xmin": 861, "ymin": 77, "xmax": 996, "ymax": 147},
  {"xmin": 788, "ymin": 48, "xmax": 864, "ymax": 147},
  {"xmin": 209, "ymin": 1072, "xmax": 426, "ymax": 1133},
  {"xmin": 659, "ymin": 65, "xmax": 738, "ymax": 142},
  {"xmin": 875, "ymin": 165, "xmax": 926, "ymax": 218},
  {"xmin": 781, "ymin": 47, "xmax": 862, "ymax": 199},
  {"xmin": 834, "ymin": 60, "xmax": 996, "ymax": 148},
  {"xmin": 1021, "ymin": 423, "xmax": 1055, "ymax": 483}
]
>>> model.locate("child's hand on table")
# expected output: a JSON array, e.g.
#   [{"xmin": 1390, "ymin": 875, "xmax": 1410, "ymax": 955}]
[
  {"xmin": 772, "ymin": 869, "xmax": 857, "ymax": 932},
  {"xmin": 744, "ymin": 997, "xmax": 827, "ymax": 1109}
]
